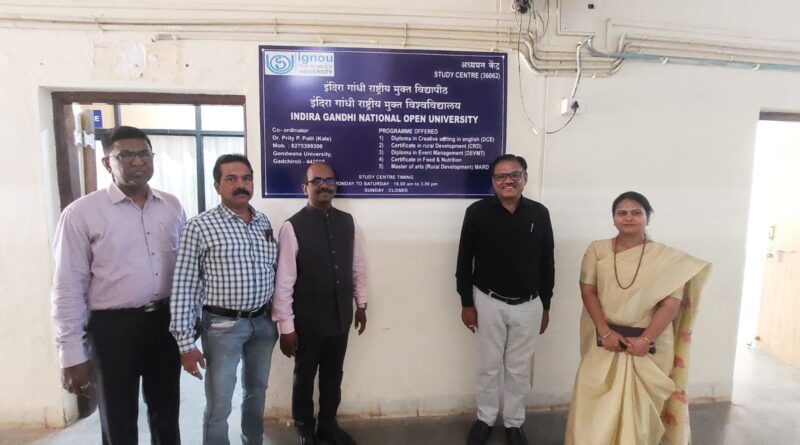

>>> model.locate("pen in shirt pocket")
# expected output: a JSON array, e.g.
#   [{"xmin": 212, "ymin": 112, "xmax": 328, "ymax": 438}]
[
  {"xmin": 160, "ymin": 223, "xmax": 166, "ymax": 234},
  {"xmin": 530, "ymin": 222, "xmax": 534, "ymax": 232}
]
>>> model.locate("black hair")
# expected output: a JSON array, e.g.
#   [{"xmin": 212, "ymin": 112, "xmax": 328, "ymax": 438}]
[
  {"xmin": 612, "ymin": 191, "xmax": 654, "ymax": 219},
  {"xmin": 303, "ymin": 162, "xmax": 336, "ymax": 182},
  {"xmin": 102, "ymin": 126, "xmax": 152, "ymax": 154},
  {"xmin": 213, "ymin": 154, "xmax": 253, "ymax": 183},
  {"xmin": 489, "ymin": 154, "xmax": 527, "ymax": 175}
]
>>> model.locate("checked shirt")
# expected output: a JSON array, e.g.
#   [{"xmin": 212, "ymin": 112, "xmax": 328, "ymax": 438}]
[{"xmin": 169, "ymin": 204, "xmax": 277, "ymax": 353}]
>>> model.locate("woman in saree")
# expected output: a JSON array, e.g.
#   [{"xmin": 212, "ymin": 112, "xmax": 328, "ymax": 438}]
[{"xmin": 565, "ymin": 191, "xmax": 711, "ymax": 445}]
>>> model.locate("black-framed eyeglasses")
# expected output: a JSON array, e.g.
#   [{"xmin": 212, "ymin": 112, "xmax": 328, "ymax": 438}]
[
  {"xmin": 305, "ymin": 177, "xmax": 336, "ymax": 186},
  {"xmin": 107, "ymin": 150, "xmax": 155, "ymax": 164},
  {"xmin": 491, "ymin": 171, "xmax": 524, "ymax": 182}
]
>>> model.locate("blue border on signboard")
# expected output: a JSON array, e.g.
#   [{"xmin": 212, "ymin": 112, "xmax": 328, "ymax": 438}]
[{"xmin": 259, "ymin": 46, "xmax": 507, "ymax": 198}]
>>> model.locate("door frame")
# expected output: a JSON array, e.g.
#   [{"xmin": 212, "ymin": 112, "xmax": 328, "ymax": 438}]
[{"xmin": 52, "ymin": 92, "xmax": 245, "ymax": 210}]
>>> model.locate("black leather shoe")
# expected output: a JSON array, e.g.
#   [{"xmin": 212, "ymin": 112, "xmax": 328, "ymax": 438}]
[
  {"xmin": 505, "ymin": 426, "xmax": 528, "ymax": 445},
  {"xmin": 467, "ymin": 420, "xmax": 492, "ymax": 445},
  {"xmin": 296, "ymin": 422, "xmax": 319, "ymax": 445},
  {"xmin": 317, "ymin": 420, "xmax": 357, "ymax": 445}
]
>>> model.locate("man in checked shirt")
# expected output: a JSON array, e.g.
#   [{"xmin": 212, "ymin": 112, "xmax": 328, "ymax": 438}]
[{"xmin": 170, "ymin": 154, "xmax": 278, "ymax": 445}]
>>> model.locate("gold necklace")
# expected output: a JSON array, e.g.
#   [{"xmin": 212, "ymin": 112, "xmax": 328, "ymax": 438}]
[{"xmin": 613, "ymin": 235, "xmax": 646, "ymax": 290}]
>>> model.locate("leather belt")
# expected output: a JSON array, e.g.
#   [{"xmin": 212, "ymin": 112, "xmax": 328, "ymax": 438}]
[
  {"xmin": 477, "ymin": 286, "xmax": 536, "ymax": 306},
  {"xmin": 141, "ymin": 299, "xmax": 169, "ymax": 312},
  {"xmin": 92, "ymin": 298, "xmax": 169, "ymax": 313},
  {"xmin": 203, "ymin": 303, "xmax": 269, "ymax": 319}
]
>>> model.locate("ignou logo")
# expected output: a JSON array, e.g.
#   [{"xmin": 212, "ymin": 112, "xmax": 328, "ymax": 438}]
[
  {"xmin": 264, "ymin": 50, "xmax": 334, "ymax": 76},
  {"xmin": 297, "ymin": 53, "xmax": 334, "ymax": 64},
  {"xmin": 266, "ymin": 54, "xmax": 294, "ymax": 75}
]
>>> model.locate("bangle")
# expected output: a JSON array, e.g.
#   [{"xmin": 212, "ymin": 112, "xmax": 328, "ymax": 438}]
[
  {"xmin": 600, "ymin": 330, "xmax": 612, "ymax": 339},
  {"xmin": 642, "ymin": 335, "xmax": 653, "ymax": 343}
]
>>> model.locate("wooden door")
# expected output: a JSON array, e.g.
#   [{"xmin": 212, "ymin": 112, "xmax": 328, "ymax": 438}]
[{"xmin": 756, "ymin": 119, "xmax": 800, "ymax": 368}]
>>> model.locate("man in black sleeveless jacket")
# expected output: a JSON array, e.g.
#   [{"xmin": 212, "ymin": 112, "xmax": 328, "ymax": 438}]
[{"xmin": 273, "ymin": 162, "xmax": 368, "ymax": 445}]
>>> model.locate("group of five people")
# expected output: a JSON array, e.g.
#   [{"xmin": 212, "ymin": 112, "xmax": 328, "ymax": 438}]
[{"xmin": 51, "ymin": 125, "xmax": 709, "ymax": 445}]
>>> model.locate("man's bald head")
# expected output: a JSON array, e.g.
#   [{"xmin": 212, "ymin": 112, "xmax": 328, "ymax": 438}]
[{"xmin": 306, "ymin": 163, "xmax": 335, "ymax": 181}]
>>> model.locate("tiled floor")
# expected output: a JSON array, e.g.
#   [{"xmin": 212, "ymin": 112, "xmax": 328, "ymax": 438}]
[{"xmin": 3, "ymin": 346, "xmax": 799, "ymax": 444}]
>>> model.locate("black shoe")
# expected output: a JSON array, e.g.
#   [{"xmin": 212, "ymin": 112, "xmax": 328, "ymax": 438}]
[
  {"xmin": 317, "ymin": 420, "xmax": 357, "ymax": 445},
  {"xmin": 505, "ymin": 426, "xmax": 528, "ymax": 445},
  {"xmin": 296, "ymin": 422, "xmax": 319, "ymax": 445},
  {"xmin": 467, "ymin": 420, "xmax": 492, "ymax": 445}
]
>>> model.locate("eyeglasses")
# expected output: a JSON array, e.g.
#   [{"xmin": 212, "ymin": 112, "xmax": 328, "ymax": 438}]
[
  {"xmin": 305, "ymin": 177, "xmax": 336, "ymax": 186},
  {"xmin": 107, "ymin": 150, "xmax": 155, "ymax": 164},
  {"xmin": 492, "ymin": 171, "xmax": 525, "ymax": 182}
]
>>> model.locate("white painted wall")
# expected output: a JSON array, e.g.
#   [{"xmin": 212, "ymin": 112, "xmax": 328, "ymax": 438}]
[{"xmin": 1, "ymin": 0, "xmax": 799, "ymax": 427}]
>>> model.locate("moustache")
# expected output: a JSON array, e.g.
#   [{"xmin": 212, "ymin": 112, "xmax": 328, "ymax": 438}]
[
  {"xmin": 316, "ymin": 188, "xmax": 333, "ymax": 194},
  {"xmin": 234, "ymin": 188, "xmax": 251, "ymax": 196}
]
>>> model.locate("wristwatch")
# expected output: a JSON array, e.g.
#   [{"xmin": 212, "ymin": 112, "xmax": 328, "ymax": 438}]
[{"xmin": 357, "ymin": 303, "xmax": 367, "ymax": 310}]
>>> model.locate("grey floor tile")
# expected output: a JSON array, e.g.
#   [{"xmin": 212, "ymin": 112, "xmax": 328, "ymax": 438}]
[{"xmin": 8, "ymin": 346, "xmax": 800, "ymax": 444}]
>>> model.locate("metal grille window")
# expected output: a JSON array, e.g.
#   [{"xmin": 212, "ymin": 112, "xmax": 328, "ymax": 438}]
[{"xmin": 93, "ymin": 103, "xmax": 246, "ymax": 217}]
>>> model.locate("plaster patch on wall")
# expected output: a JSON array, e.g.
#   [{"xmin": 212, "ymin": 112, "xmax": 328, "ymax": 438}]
[
  {"xmin": 144, "ymin": 41, "xmax": 181, "ymax": 82},
  {"xmin": 92, "ymin": 41, "xmax": 180, "ymax": 81},
  {"xmin": 93, "ymin": 41, "xmax": 146, "ymax": 78}
]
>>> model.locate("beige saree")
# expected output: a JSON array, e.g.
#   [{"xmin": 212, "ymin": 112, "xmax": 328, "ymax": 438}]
[{"xmin": 565, "ymin": 240, "xmax": 711, "ymax": 445}]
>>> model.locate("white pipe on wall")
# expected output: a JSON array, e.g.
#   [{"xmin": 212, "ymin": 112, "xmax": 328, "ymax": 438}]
[
  {"xmin": 588, "ymin": 34, "xmax": 800, "ymax": 72},
  {"xmin": 3, "ymin": 5, "xmax": 800, "ymax": 75},
  {"xmin": 0, "ymin": 12, "xmax": 619, "ymax": 76}
]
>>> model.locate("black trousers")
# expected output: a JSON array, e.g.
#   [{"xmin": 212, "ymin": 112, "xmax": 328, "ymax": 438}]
[
  {"xmin": 87, "ymin": 308, "xmax": 181, "ymax": 445},
  {"xmin": 292, "ymin": 331, "xmax": 349, "ymax": 425}
]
